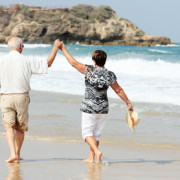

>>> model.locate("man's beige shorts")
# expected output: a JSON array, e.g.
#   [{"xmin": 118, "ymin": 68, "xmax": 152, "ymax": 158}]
[{"xmin": 0, "ymin": 93, "xmax": 30, "ymax": 132}]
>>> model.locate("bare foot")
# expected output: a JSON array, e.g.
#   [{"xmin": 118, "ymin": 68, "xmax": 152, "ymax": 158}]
[
  {"xmin": 95, "ymin": 150, "xmax": 102, "ymax": 164},
  {"xmin": 5, "ymin": 156, "xmax": 18, "ymax": 163},
  {"xmin": 83, "ymin": 158, "xmax": 94, "ymax": 163},
  {"xmin": 16, "ymin": 153, "xmax": 24, "ymax": 161}
]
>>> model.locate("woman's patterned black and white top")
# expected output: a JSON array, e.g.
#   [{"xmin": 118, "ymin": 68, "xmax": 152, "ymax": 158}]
[{"xmin": 80, "ymin": 65, "xmax": 117, "ymax": 114}]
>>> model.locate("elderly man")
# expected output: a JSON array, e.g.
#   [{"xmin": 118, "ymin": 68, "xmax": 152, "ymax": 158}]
[{"xmin": 0, "ymin": 37, "xmax": 62, "ymax": 163}]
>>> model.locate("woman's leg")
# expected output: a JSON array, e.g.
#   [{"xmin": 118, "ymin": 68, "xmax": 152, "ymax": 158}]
[
  {"xmin": 85, "ymin": 136, "xmax": 102, "ymax": 164},
  {"xmin": 84, "ymin": 146, "xmax": 94, "ymax": 163},
  {"xmin": 82, "ymin": 112, "xmax": 106, "ymax": 163},
  {"xmin": 84, "ymin": 140, "xmax": 99, "ymax": 163},
  {"xmin": 82, "ymin": 112, "xmax": 96, "ymax": 163}
]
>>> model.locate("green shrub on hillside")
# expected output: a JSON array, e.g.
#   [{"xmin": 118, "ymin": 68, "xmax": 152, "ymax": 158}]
[
  {"xmin": 136, "ymin": 30, "xmax": 144, "ymax": 37},
  {"xmin": 71, "ymin": 5, "xmax": 91, "ymax": 19},
  {"xmin": 37, "ymin": 15, "xmax": 62, "ymax": 24},
  {"xmin": 2, "ymin": 29, "xmax": 11, "ymax": 36},
  {"xmin": 67, "ymin": 16, "xmax": 81, "ymax": 24},
  {"xmin": 18, "ymin": 4, "xmax": 33, "ymax": 18},
  {"xmin": 0, "ymin": 6, "xmax": 6, "ymax": 10},
  {"xmin": 71, "ymin": 4, "xmax": 114, "ymax": 22},
  {"xmin": 19, "ymin": 4, "xmax": 28, "ymax": 13},
  {"xmin": 98, "ymin": 6, "xmax": 114, "ymax": 19}
]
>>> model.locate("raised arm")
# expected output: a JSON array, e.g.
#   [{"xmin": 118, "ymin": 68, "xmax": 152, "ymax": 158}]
[
  {"xmin": 60, "ymin": 43, "xmax": 85, "ymax": 74},
  {"xmin": 111, "ymin": 81, "xmax": 133, "ymax": 111},
  {"xmin": 47, "ymin": 39, "xmax": 62, "ymax": 67}
]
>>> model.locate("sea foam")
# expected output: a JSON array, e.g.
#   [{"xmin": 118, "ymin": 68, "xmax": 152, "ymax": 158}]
[
  {"xmin": 47, "ymin": 55, "xmax": 180, "ymax": 80},
  {"xmin": 0, "ymin": 43, "xmax": 180, "ymax": 105}
]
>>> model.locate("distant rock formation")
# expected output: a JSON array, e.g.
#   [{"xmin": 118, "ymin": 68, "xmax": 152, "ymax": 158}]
[{"xmin": 0, "ymin": 4, "xmax": 172, "ymax": 46}]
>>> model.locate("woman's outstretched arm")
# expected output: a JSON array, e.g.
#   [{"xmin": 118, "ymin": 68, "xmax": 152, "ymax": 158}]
[
  {"xmin": 60, "ymin": 43, "xmax": 85, "ymax": 74},
  {"xmin": 111, "ymin": 81, "xmax": 133, "ymax": 111}
]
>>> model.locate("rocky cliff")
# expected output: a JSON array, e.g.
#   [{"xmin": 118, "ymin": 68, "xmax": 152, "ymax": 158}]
[{"xmin": 0, "ymin": 4, "xmax": 172, "ymax": 46}]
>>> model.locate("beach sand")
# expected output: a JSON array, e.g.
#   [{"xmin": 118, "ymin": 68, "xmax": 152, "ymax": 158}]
[
  {"xmin": 0, "ymin": 90, "xmax": 180, "ymax": 179},
  {"xmin": 0, "ymin": 138, "xmax": 180, "ymax": 180}
]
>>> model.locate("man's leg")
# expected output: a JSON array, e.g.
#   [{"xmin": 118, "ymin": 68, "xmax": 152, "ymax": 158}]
[
  {"xmin": 15, "ymin": 130, "xmax": 24, "ymax": 160},
  {"xmin": 5, "ymin": 128, "xmax": 18, "ymax": 163},
  {"xmin": 15, "ymin": 93, "xmax": 30, "ymax": 160},
  {"xmin": 1, "ymin": 95, "xmax": 18, "ymax": 163},
  {"xmin": 85, "ymin": 136, "xmax": 102, "ymax": 164}
]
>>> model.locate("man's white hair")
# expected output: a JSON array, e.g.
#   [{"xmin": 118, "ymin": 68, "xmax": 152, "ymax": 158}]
[{"xmin": 8, "ymin": 37, "xmax": 23, "ymax": 49}]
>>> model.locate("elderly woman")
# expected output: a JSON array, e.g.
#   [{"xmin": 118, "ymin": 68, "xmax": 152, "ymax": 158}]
[{"xmin": 60, "ymin": 43, "xmax": 133, "ymax": 164}]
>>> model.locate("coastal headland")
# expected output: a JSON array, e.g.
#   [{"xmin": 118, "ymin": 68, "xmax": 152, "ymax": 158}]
[{"xmin": 0, "ymin": 4, "xmax": 172, "ymax": 46}]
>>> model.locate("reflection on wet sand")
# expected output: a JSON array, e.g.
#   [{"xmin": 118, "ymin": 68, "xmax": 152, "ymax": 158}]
[
  {"xmin": 6, "ymin": 163, "xmax": 22, "ymax": 180},
  {"xmin": 84, "ymin": 163, "xmax": 102, "ymax": 180}
]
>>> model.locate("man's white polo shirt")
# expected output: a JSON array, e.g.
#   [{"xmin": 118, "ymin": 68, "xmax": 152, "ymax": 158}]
[{"xmin": 0, "ymin": 50, "xmax": 48, "ymax": 93}]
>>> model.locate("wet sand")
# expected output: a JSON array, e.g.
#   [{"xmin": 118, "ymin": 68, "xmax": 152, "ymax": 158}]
[
  {"xmin": 0, "ymin": 90, "xmax": 180, "ymax": 179},
  {"xmin": 0, "ymin": 138, "xmax": 180, "ymax": 180}
]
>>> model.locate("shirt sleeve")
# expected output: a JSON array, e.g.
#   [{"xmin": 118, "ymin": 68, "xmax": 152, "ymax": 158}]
[
  {"xmin": 29, "ymin": 57, "xmax": 48, "ymax": 74},
  {"xmin": 85, "ymin": 65, "xmax": 93, "ymax": 79},
  {"xmin": 109, "ymin": 71, "xmax": 117, "ymax": 85}
]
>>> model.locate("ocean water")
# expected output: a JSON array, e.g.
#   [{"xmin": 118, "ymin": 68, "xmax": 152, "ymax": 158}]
[
  {"xmin": 0, "ymin": 44, "xmax": 180, "ymax": 105},
  {"xmin": 0, "ymin": 43, "xmax": 180, "ymax": 105},
  {"xmin": 0, "ymin": 43, "xmax": 180, "ymax": 148}
]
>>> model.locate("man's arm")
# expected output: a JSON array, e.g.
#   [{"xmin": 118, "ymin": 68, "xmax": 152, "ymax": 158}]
[
  {"xmin": 47, "ymin": 39, "xmax": 62, "ymax": 67},
  {"xmin": 60, "ymin": 43, "xmax": 85, "ymax": 74},
  {"xmin": 111, "ymin": 81, "xmax": 133, "ymax": 111}
]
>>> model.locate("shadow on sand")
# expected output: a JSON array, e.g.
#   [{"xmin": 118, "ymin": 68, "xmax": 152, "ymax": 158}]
[
  {"xmin": 108, "ymin": 159, "xmax": 179, "ymax": 165},
  {"xmin": 17, "ymin": 157, "xmax": 179, "ymax": 166},
  {"xmin": 20, "ymin": 157, "xmax": 83, "ymax": 163}
]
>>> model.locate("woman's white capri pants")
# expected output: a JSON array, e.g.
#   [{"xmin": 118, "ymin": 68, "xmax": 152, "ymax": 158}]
[{"xmin": 81, "ymin": 112, "xmax": 107, "ymax": 141}]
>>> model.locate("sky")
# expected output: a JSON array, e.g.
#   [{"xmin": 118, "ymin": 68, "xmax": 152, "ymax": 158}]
[{"xmin": 1, "ymin": 0, "xmax": 180, "ymax": 42}]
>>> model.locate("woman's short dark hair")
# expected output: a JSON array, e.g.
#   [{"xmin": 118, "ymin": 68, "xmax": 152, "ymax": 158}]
[{"xmin": 92, "ymin": 50, "xmax": 107, "ymax": 66}]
